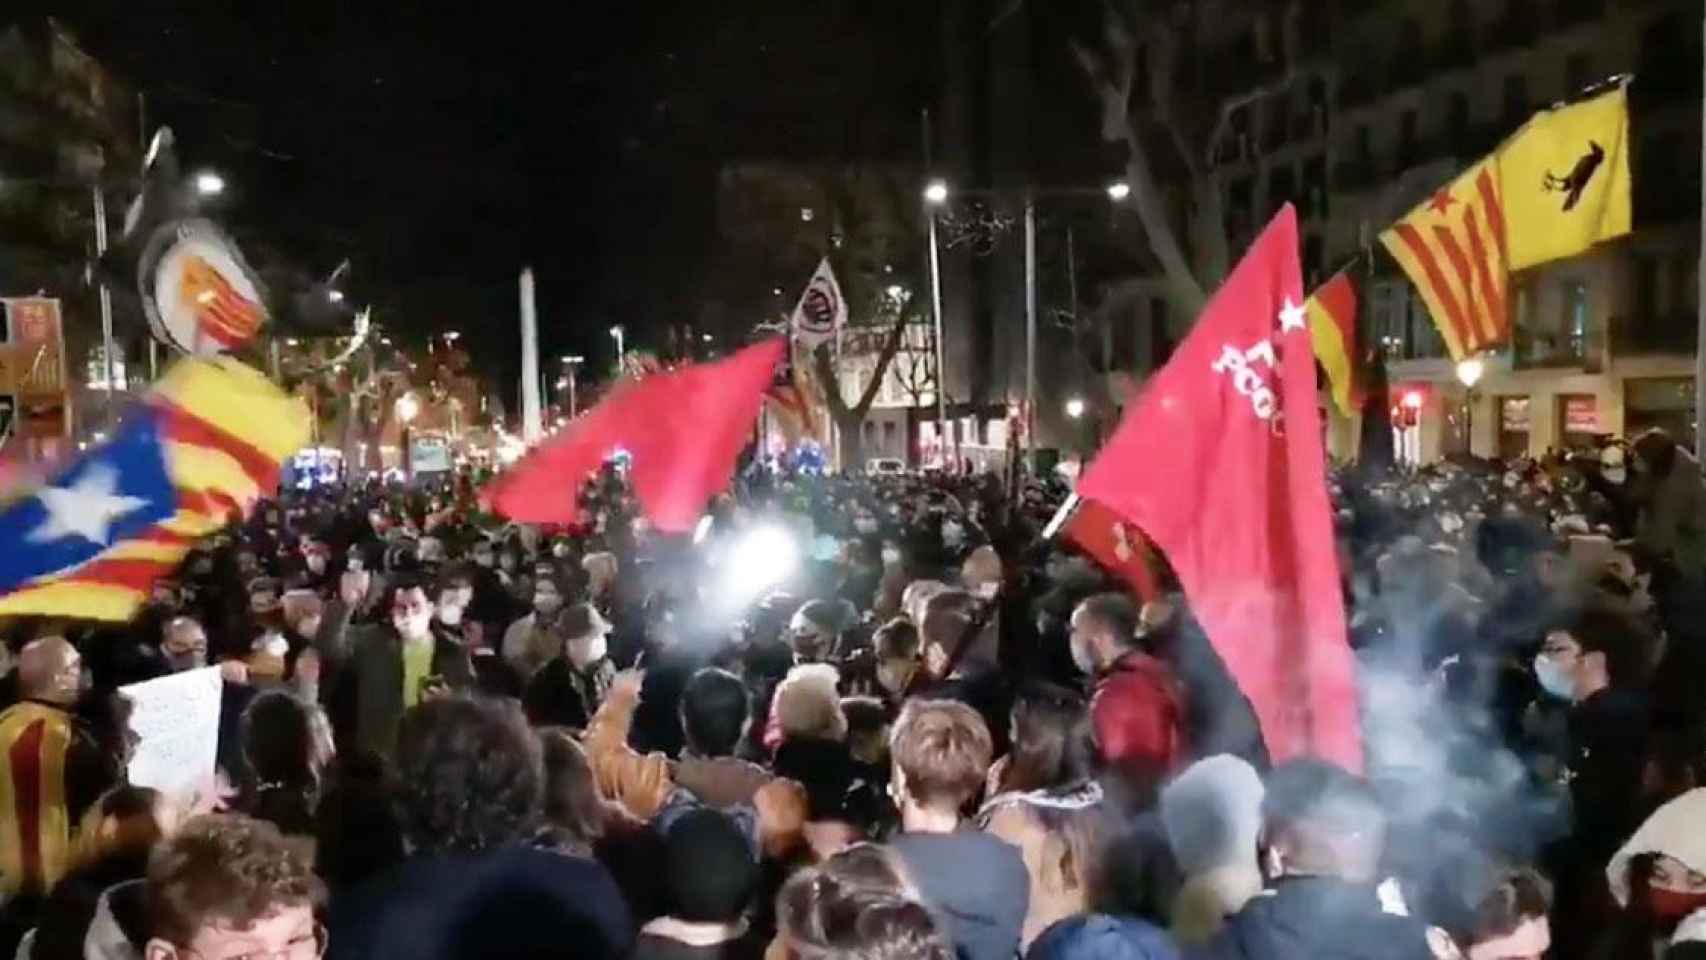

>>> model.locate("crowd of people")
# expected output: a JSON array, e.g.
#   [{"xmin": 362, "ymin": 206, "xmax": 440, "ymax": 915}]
[{"xmin": 0, "ymin": 427, "xmax": 1704, "ymax": 960}]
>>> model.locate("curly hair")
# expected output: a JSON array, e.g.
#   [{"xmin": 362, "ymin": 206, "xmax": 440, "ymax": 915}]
[
  {"xmin": 145, "ymin": 814, "xmax": 323, "ymax": 949},
  {"xmin": 394, "ymin": 696, "xmax": 543, "ymax": 853},
  {"xmin": 778, "ymin": 857, "xmax": 950, "ymax": 960}
]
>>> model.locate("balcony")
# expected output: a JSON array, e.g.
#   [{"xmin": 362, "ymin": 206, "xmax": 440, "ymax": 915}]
[
  {"xmin": 1511, "ymin": 326, "xmax": 1590, "ymax": 369},
  {"xmin": 1613, "ymin": 313, "xmax": 1696, "ymax": 356}
]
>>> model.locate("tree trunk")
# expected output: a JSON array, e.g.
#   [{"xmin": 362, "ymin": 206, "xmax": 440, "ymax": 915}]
[{"xmin": 812, "ymin": 308, "xmax": 912, "ymax": 472}]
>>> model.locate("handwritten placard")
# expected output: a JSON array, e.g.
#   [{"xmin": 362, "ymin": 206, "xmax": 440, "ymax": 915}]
[{"xmin": 119, "ymin": 666, "xmax": 223, "ymax": 797}]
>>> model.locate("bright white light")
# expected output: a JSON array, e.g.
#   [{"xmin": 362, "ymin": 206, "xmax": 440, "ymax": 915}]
[
  {"xmin": 194, "ymin": 171, "xmax": 225, "ymax": 196},
  {"xmin": 701, "ymin": 334, "xmax": 713, "ymax": 342},
  {"xmin": 286, "ymin": 338, "xmax": 299, "ymax": 346},
  {"xmin": 1065, "ymin": 398, "xmax": 1086, "ymax": 419},
  {"xmin": 727, "ymin": 525, "xmax": 797, "ymax": 594},
  {"xmin": 556, "ymin": 377, "xmax": 569, "ymax": 389},
  {"xmin": 886, "ymin": 284, "xmax": 907, "ymax": 300},
  {"xmin": 609, "ymin": 325, "xmax": 624, "ymax": 338},
  {"xmin": 1402, "ymin": 391, "xmax": 1424, "ymax": 410},
  {"xmin": 396, "ymin": 393, "xmax": 419, "ymax": 424},
  {"xmin": 444, "ymin": 330, "xmax": 461, "ymax": 341},
  {"xmin": 693, "ymin": 515, "xmax": 714, "ymax": 545},
  {"xmin": 1106, "ymin": 180, "xmax": 1131, "ymax": 201},
  {"xmin": 923, "ymin": 180, "xmax": 949, "ymax": 205},
  {"xmin": 327, "ymin": 289, "xmax": 345, "ymax": 303},
  {"xmin": 1455, "ymin": 357, "xmax": 1485, "ymax": 389},
  {"xmin": 563, "ymin": 354, "xmax": 585, "ymax": 364}
]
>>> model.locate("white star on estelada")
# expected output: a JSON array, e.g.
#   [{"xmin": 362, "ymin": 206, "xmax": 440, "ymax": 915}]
[
  {"xmin": 28, "ymin": 462, "xmax": 149, "ymax": 546},
  {"xmin": 1279, "ymin": 297, "xmax": 1308, "ymax": 334}
]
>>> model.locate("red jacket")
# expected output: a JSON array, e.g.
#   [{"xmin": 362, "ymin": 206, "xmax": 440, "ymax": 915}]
[{"xmin": 1091, "ymin": 651, "xmax": 1187, "ymax": 782}]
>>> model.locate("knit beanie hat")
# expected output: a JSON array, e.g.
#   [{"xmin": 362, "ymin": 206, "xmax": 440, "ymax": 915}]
[{"xmin": 663, "ymin": 808, "xmax": 759, "ymax": 923}]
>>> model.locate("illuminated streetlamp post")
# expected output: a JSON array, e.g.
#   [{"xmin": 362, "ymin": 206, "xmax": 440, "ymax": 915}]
[
  {"xmin": 1455, "ymin": 356, "xmax": 1485, "ymax": 457},
  {"xmin": 561, "ymin": 355, "xmax": 584, "ymax": 418}
]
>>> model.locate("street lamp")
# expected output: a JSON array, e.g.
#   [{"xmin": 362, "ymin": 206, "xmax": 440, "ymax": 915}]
[
  {"xmin": 1065, "ymin": 398, "xmax": 1086, "ymax": 419},
  {"xmin": 327, "ymin": 289, "xmax": 345, "ymax": 304},
  {"xmin": 193, "ymin": 171, "xmax": 225, "ymax": 196},
  {"xmin": 609, "ymin": 326, "xmax": 625, "ymax": 369},
  {"xmin": 1106, "ymin": 180, "xmax": 1131, "ymax": 202},
  {"xmin": 923, "ymin": 179, "xmax": 949, "ymax": 206},
  {"xmin": 562, "ymin": 355, "xmax": 584, "ymax": 418},
  {"xmin": 444, "ymin": 330, "xmax": 461, "ymax": 343},
  {"xmin": 396, "ymin": 393, "xmax": 419, "ymax": 424},
  {"xmin": 1456, "ymin": 356, "xmax": 1485, "ymax": 457}
]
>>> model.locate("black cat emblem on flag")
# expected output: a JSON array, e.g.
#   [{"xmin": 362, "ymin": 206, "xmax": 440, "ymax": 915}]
[{"xmin": 1541, "ymin": 140, "xmax": 1605, "ymax": 212}]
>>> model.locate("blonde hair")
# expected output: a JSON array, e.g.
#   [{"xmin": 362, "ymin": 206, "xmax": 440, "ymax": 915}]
[
  {"xmin": 774, "ymin": 664, "xmax": 847, "ymax": 742},
  {"xmin": 890, "ymin": 699, "xmax": 993, "ymax": 810}
]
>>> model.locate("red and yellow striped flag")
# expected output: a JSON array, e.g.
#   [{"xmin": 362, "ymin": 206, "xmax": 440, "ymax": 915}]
[
  {"xmin": 1379, "ymin": 160, "xmax": 1509, "ymax": 361},
  {"xmin": 0, "ymin": 701, "xmax": 74, "ymax": 897},
  {"xmin": 1305, "ymin": 270, "xmax": 1360, "ymax": 417},
  {"xmin": 0, "ymin": 358, "xmax": 309, "ymax": 619}
]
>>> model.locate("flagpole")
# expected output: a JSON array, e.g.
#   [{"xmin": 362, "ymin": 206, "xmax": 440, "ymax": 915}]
[
  {"xmin": 519, "ymin": 268, "xmax": 542, "ymax": 444},
  {"xmin": 1696, "ymin": 9, "xmax": 1705, "ymax": 456}
]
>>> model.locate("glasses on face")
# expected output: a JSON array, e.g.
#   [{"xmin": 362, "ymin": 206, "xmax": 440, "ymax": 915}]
[{"xmin": 173, "ymin": 922, "xmax": 327, "ymax": 960}]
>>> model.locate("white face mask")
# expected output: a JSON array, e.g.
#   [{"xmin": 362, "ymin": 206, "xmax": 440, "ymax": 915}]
[
  {"xmin": 534, "ymin": 593, "xmax": 563, "ymax": 615},
  {"xmin": 569, "ymin": 632, "xmax": 609, "ymax": 669},
  {"xmin": 941, "ymin": 521, "xmax": 965, "ymax": 548},
  {"xmin": 437, "ymin": 595, "xmax": 465, "ymax": 626},
  {"xmin": 393, "ymin": 609, "xmax": 434, "ymax": 641},
  {"xmin": 974, "ymin": 580, "xmax": 999, "ymax": 600}
]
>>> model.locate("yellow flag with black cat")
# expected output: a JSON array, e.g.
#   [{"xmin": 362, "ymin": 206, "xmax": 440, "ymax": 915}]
[{"xmin": 1497, "ymin": 84, "xmax": 1632, "ymax": 270}]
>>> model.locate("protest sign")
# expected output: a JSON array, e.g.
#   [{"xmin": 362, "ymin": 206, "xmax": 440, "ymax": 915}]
[{"xmin": 119, "ymin": 666, "xmax": 222, "ymax": 797}]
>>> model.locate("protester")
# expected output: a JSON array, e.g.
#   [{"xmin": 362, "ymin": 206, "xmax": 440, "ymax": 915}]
[
  {"xmin": 886, "ymin": 698, "xmax": 1029, "ymax": 960},
  {"xmin": 633, "ymin": 808, "xmax": 765, "ymax": 960},
  {"xmin": 524, "ymin": 602, "xmax": 617, "ymax": 730},
  {"xmin": 504, "ymin": 572, "xmax": 569, "ymax": 680},
  {"xmin": 135, "ymin": 814, "xmax": 323, "ymax": 960},
  {"xmin": 1069, "ymin": 594, "xmax": 1186, "ymax": 804},
  {"xmin": 316, "ymin": 572, "xmax": 474, "ymax": 759},
  {"xmin": 1188, "ymin": 758, "xmax": 1457, "ymax": 960},
  {"xmin": 1157, "ymin": 755, "xmax": 1265, "ymax": 946},
  {"xmin": 326, "ymin": 696, "xmax": 632, "ymax": 959}
]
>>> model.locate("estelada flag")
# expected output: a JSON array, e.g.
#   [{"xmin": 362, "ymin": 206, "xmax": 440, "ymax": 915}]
[
  {"xmin": 0, "ymin": 358, "xmax": 309, "ymax": 619},
  {"xmin": 1043, "ymin": 493, "xmax": 1161, "ymax": 603},
  {"xmin": 484, "ymin": 338, "xmax": 785, "ymax": 532},
  {"xmin": 1076, "ymin": 205, "xmax": 1362, "ymax": 772},
  {"xmin": 1380, "ymin": 157, "xmax": 1508, "ymax": 362},
  {"xmin": 1305, "ymin": 269, "xmax": 1359, "ymax": 417},
  {"xmin": 1497, "ymin": 83, "xmax": 1631, "ymax": 271}
]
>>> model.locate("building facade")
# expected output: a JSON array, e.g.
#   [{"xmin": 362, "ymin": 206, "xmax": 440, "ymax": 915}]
[{"xmin": 1322, "ymin": 0, "xmax": 1702, "ymax": 459}]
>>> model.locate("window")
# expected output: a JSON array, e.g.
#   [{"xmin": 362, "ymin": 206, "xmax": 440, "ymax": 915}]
[
  {"xmin": 1564, "ymin": 52, "xmax": 1593, "ymax": 98},
  {"xmin": 1398, "ymin": 110, "xmax": 1419, "ymax": 167},
  {"xmin": 1501, "ymin": 74, "xmax": 1528, "ymax": 125},
  {"xmin": 1406, "ymin": 287, "xmax": 1447, "ymax": 359},
  {"xmin": 1150, "ymin": 298, "xmax": 1173, "ymax": 366},
  {"xmin": 86, "ymin": 345, "xmax": 127, "ymax": 392},
  {"xmin": 1499, "ymin": 396, "xmax": 1532, "ymax": 458},
  {"xmin": 1446, "ymin": 91, "xmax": 1470, "ymax": 144}
]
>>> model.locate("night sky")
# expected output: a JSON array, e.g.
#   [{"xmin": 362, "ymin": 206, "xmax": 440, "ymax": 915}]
[{"xmin": 51, "ymin": 2, "xmax": 938, "ymax": 383}]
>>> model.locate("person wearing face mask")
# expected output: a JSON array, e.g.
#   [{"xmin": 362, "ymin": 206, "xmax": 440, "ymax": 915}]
[
  {"xmin": 503, "ymin": 575, "xmax": 570, "ymax": 681},
  {"xmin": 436, "ymin": 565, "xmax": 521, "ymax": 699},
  {"xmin": 313, "ymin": 574, "xmax": 474, "ymax": 760},
  {"xmin": 1531, "ymin": 608, "xmax": 1653, "ymax": 960},
  {"xmin": 1068, "ymin": 593, "xmax": 1186, "ymax": 807},
  {"xmin": 524, "ymin": 603, "xmax": 618, "ymax": 730},
  {"xmin": 1601, "ymin": 789, "xmax": 1706, "ymax": 960},
  {"xmin": 0, "ymin": 637, "xmax": 112, "ymax": 909}
]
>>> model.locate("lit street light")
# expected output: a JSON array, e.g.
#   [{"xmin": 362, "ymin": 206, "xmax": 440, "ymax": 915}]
[
  {"xmin": 562, "ymin": 354, "xmax": 585, "ymax": 418},
  {"xmin": 444, "ymin": 330, "xmax": 461, "ymax": 342},
  {"xmin": 396, "ymin": 393, "xmax": 419, "ymax": 424},
  {"xmin": 193, "ymin": 171, "xmax": 226, "ymax": 196},
  {"xmin": 923, "ymin": 179, "xmax": 949, "ymax": 206},
  {"xmin": 1456, "ymin": 356, "xmax": 1485, "ymax": 457},
  {"xmin": 1065, "ymin": 398, "xmax": 1086, "ymax": 419},
  {"xmin": 1106, "ymin": 180, "xmax": 1131, "ymax": 202},
  {"xmin": 885, "ymin": 284, "xmax": 907, "ymax": 300},
  {"xmin": 327, "ymin": 289, "xmax": 345, "ymax": 304},
  {"xmin": 609, "ymin": 325, "xmax": 625, "ymax": 367}
]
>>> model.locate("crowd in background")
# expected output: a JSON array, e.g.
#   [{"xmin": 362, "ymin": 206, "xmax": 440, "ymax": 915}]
[{"xmin": 0, "ymin": 426, "xmax": 1704, "ymax": 960}]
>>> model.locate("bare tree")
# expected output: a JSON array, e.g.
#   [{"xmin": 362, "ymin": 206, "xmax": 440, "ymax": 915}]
[
  {"xmin": 1071, "ymin": 0, "xmax": 1305, "ymax": 318},
  {"xmin": 893, "ymin": 320, "xmax": 938, "ymax": 411}
]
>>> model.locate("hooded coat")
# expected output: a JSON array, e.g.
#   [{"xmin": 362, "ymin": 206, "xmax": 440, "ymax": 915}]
[{"xmin": 1159, "ymin": 756, "xmax": 1265, "ymax": 946}]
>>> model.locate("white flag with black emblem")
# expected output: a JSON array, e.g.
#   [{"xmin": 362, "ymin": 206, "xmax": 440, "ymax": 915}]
[{"xmin": 789, "ymin": 258, "xmax": 846, "ymax": 351}]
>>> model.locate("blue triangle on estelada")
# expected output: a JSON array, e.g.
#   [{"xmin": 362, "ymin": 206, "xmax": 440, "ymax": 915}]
[{"xmin": 0, "ymin": 410, "xmax": 178, "ymax": 594}]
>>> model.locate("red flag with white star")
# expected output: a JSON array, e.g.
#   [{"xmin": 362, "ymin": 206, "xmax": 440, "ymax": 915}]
[{"xmin": 1076, "ymin": 205, "xmax": 1361, "ymax": 771}]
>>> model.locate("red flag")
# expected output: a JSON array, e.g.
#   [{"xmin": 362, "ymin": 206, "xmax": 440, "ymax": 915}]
[
  {"xmin": 1056, "ymin": 495, "xmax": 1161, "ymax": 603},
  {"xmin": 482, "ymin": 338, "xmax": 785, "ymax": 532},
  {"xmin": 1076, "ymin": 206, "xmax": 1361, "ymax": 772}
]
